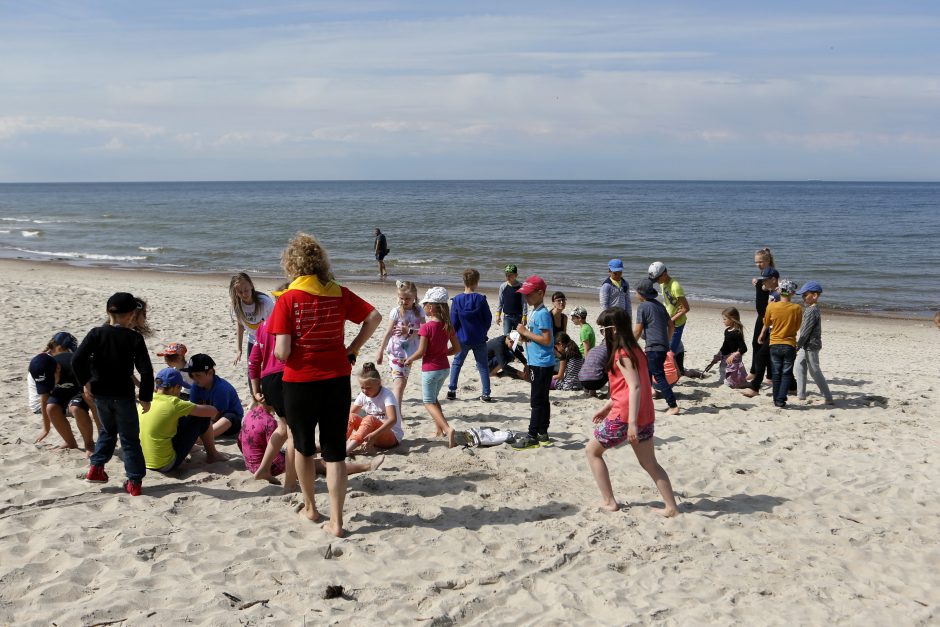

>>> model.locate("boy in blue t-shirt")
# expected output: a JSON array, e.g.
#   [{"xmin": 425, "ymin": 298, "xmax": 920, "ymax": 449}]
[
  {"xmin": 182, "ymin": 353, "xmax": 244, "ymax": 437},
  {"xmin": 512, "ymin": 275, "xmax": 556, "ymax": 449}
]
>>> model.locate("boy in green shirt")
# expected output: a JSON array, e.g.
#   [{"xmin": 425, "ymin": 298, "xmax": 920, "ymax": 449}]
[{"xmin": 570, "ymin": 306, "xmax": 596, "ymax": 356}]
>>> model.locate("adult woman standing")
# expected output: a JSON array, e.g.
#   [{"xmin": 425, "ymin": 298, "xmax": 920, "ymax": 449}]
[
  {"xmin": 741, "ymin": 248, "xmax": 778, "ymax": 398},
  {"xmin": 269, "ymin": 233, "xmax": 381, "ymax": 537}
]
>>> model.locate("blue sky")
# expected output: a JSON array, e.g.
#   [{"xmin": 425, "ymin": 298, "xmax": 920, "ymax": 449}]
[{"xmin": 1, "ymin": 1, "xmax": 938, "ymax": 181}]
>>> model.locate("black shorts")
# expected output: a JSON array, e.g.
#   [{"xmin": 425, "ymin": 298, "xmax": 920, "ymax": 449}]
[
  {"xmin": 169, "ymin": 416, "xmax": 211, "ymax": 471},
  {"xmin": 282, "ymin": 376, "xmax": 350, "ymax": 462},
  {"xmin": 261, "ymin": 372, "xmax": 286, "ymax": 418},
  {"xmin": 48, "ymin": 390, "xmax": 88, "ymax": 411}
]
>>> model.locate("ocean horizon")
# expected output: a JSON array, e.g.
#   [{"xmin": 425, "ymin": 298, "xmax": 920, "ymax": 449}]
[{"xmin": 1, "ymin": 180, "xmax": 937, "ymax": 317}]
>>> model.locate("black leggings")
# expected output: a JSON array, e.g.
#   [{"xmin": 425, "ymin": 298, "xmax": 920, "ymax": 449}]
[
  {"xmin": 282, "ymin": 376, "xmax": 350, "ymax": 462},
  {"xmin": 527, "ymin": 366, "xmax": 554, "ymax": 437}
]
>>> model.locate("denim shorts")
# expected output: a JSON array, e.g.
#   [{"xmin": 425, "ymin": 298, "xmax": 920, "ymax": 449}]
[{"xmin": 421, "ymin": 369, "xmax": 450, "ymax": 403}]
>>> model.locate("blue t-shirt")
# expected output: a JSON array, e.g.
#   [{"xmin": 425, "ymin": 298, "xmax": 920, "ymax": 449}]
[
  {"xmin": 189, "ymin": 375, "xmax": 243, "ymax": 419},
  {"xmin": 525, "ymin": 305, "xmax": 556, "ymax": 367}
]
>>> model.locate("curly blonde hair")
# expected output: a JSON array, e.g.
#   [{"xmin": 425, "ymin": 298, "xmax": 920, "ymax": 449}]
[{"xmin": 281, "ymin": 232, "xmax": 332, "ymax": 282}]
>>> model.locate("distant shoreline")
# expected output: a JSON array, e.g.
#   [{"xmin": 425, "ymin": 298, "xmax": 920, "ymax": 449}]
[{"xmin": 2, "ymin": 257, "xmax": 931, "ymax": 323}]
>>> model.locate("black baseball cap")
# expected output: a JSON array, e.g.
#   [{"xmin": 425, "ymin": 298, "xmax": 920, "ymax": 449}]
[
  {"xmin": 107, "ymin": 292, "xmax": 142, "ymax": 314},
  {"xmin": 181, "ymin": 353, "xmax": 216, "ymax": 373}
]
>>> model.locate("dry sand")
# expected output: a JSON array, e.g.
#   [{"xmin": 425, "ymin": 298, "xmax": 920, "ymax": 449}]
[{"xmin": 0, "ymin": 259, "xmax": 937, "ymax": 625}]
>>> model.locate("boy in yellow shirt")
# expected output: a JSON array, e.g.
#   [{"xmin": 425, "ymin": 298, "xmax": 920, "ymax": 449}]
[{"xmin": 758, "ymin": 280, "xmax": 802, "ymax": 408}]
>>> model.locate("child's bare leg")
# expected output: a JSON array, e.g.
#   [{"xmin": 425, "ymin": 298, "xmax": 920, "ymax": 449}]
[
  {"xmin": 47, "ymin": 404, "xmax": 78, "ymax": 450},
  {"xmin": 254, "ymin": 418, "xmax": 288, "ymax": 483},
  {"xmin": 294, "ymin": 453, "xmax": 320, "ymax": 522},
  {"xmin": 345, "ymin": 454, "xmax": 385, "ymax": 475},
  {"xmin": 70, "ymin": 405, "xmax": 95, "ymax": 455},
  {"xmin": 211, "ymin": 417, "xmax": 233, "ymax": 438},
  {"xmin": 392, "ymin": 376, "xmax": 407, "ymax": 408},
  {"xmin": 631, "ymin": 439, "xmax": 679, "ymax": 517},
  {"xmin": 424, "ymin": 402, "xmax": 454, "ymax": 443},
  {"xmin": 201, "ymin": 423, "xmax": 224, "ymax": 463},
  {"xmin": 283, "ymin": 432, "xmax": 298, "ymax": 494},
  {"xmin": 322, "ymin": 461, "xmax": 347, "ymax": 537},
  {"xmin": 585, "ymin": 439, "xmax": 619, "ymax": 511}
]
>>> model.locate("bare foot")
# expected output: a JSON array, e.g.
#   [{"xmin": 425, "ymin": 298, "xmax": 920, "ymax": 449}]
[
  {"xmin": 658, "ymin": 507, "xmax": 680, "ymax": 518},
  {"xmin": 322, "ymin": 521, "xmax": 345, "ymax": 538},
  {"xmin": 665, "ymin": 406, "xmax": 680, "ymax": 416},
  {"xmin": 253, "ymin": 469, "xmax": 281, "ymax": 485},
  {"xmin": 598, "ymin": 501, "xmax": 620, "ymax": 512},
  {"xmin": 282, "ymin": 482, "xmax": 301, "ymax": 495},
  {"xmin": 739, "ymin": 388, "xmax": 759, "ymax": 398},
  {"xmin": 205, "ymin": 451, "xmax": 226, "ymax": 464},
  {"xmin": 745, "ymin": 374, "xmax": 755, "ymax": 382},
  {"xmin": 370, "ymin": 455, "xmax": 385, "ymax": 471},
  {"xmin": 300, "ymin": 504, "xmax": 321, "ymax": 522},
  {"xmin": 447, "ymin": 428, "xmax": 457, "ymax": 449}
]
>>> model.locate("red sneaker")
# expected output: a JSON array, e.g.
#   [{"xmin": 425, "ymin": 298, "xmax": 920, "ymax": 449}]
[
  {"xmin": 123, "ymin": 480, "xmax": 142, "ymax": 496},
  {"xmin": 85, "ymin": 465, "xmax": 109, "ymax": 483}
]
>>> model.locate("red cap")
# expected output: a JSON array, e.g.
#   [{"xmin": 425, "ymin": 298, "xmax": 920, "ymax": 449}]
[
  {"xmin": 517, "ymin": 275, "xmax": 547, "ymax": 295},
  {"xmin": 156, "ymin": 342, "xmax": 187, "ymax": 357}
]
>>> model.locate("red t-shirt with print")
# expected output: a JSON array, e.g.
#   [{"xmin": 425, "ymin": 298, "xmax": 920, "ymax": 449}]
[{"xmin": 267, "ymin": 286, "xmax": 374, "ymax": 382}]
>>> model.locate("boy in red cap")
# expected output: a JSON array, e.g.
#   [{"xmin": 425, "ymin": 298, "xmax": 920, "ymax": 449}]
[{"xmin": 511, "ymin": 276, "xmax": 556, "ymax": 449}]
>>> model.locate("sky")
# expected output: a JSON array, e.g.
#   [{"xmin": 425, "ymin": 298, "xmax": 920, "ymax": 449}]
[{"xmin": 1, "ymin": 1, "xmax": 939, "ymax": 182}]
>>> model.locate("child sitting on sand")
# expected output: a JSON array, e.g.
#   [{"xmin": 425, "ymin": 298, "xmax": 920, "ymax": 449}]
[
  {"xmin": 346, "ymin": 362, "xmax": 403, "ymax": 454},
  {"xmin": 156, "ymin": 342, "xmax": 192, "ymax": 399},
  {"xmin": 585, "ymin": 307, "xmax": 679, "ymax": 517},
  {"xmin": 552, "ymin": 333, "xmax": 584, "ymax": 391},
  {"xmin": 402, "ymin": 287, "xmax": 460, "ymax": 448},
  {"xmin": 183, "ymin": 354, "xmax": 244, "ymax": 437},
  {"xmin": 375, "ymin": 280, "xmax": 425, "ymax": 409},
  {"xmin": 240, "ymin": 404, "xmax": 384, "ymax": 485},
  {"xmin": 570, "ymin": 306, "xmax": 596, "ymax": 356}
]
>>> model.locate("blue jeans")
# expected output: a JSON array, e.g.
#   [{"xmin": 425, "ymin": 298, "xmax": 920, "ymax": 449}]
[
  {"xmin": 502, "ymin": 314, "xmax": 522, "ymax": 336},
  {"xmin": 769, "ymin": 345, "xmax": 797, "ymax": 406},
  {"xmin": 448, "ymin": 342, "xmax": 491, "ymax": 396},
  {"xmin": 670, "ymin": 323, "xmax": 686, "ymax": 355},
  {"xmin": 90, "ymin": 396, "xmax": 146, "ymax": 482},
  {"xmin": 646, "ymin": 350, "xmax": 677, "ymax": 408}
]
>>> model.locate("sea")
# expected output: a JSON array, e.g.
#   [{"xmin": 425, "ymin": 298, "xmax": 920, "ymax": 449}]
[{"xmin": 1, "ymin": 180, "xmax": 937, "ymax": 317}]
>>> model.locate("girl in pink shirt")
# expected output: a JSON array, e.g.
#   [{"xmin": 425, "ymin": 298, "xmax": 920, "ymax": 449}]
[
  {"xmin": 586, "ymin": 307, "xmax": 679, "ymax": 517},
  {"xmin": 403, "ymin": 287, "xmax": 461, "ymax": 448}
]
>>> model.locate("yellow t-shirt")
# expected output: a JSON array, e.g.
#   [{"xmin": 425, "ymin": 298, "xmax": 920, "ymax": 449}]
[
  {"xmin": 764, "ymin": 301, "xmax": 803, "ymax": 347},
  {"xmin": 139, "ymin": 394, "xmax": 196, "ymax": 469}
]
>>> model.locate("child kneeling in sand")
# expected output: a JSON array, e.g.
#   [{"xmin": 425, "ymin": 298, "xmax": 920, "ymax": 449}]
[
  {"xmin": 240, "ymin": 404, "xmax": 383, "ymax": 487},
  {"xmin": 585, "ymin": 308, "xmax": 679, "ymax": 517},
  {"xmin": 347, "ymin": 362, "xmax": 403, "ymax": 454},
  {"xmin": 139, "ymin": 368, "xmax": 225, "ymax": 473}
]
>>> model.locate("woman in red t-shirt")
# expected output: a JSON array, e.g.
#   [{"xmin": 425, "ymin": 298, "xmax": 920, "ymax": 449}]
[
  {"xmin": 268, "ymin": 232, "xmax": 381, "ymax": 537},
  {"xmin": 585, "ymin": 307, "xmax": 679, "ymax": 517}
]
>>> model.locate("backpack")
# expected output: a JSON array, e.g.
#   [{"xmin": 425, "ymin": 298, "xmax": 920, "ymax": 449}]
[{"xmin": 456, "ymin": 427, "xmax": 516, "ymax": 448}]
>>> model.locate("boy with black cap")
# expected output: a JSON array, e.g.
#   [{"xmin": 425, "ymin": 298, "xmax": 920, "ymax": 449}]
[
  {"xmin": 73, "ymin": 292, "xmax": 154, "ymax": 496},
  {"xmin": 183, "ymin": 353, "xmax": 244, "ymax": 437},
  {"xmin": 496, "ymin": 264, "xmax": 527, "ymax": 335}
]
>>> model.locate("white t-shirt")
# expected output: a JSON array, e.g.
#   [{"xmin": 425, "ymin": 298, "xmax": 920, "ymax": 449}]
[
  {"xmin": 27, "ymin": 373, "xmax": 41, "ymax": 414},
  {"xmin": 233, "ymin": 293, "xmax": 275, "ymax": 344},
  {"xmin": 386, "ymin": 306, "xmax": 425, "ymax": 360},
  {"xmin": 353, "ymin": 386, "xmax": 403, "ymax": 442}
]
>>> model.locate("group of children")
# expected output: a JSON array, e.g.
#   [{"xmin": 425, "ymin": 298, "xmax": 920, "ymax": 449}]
[{"xmin": 27, "ymin": 250, "xmax": 839, "ymax": 517}]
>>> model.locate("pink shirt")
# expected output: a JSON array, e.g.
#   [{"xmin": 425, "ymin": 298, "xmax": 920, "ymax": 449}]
[
  {"xmin": 607, "ymin": 347, "xmax": 655, "ymax": 428},
  {"xmin": 247, "ymin": 320, "xmax": 285, "ymax": 381},
  {"xmin": 419, "ymin": 319, "xmax": 451, "ymax": 372}
]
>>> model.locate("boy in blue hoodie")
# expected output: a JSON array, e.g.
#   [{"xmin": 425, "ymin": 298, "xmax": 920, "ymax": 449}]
[{"xmin": 447, "ymin": 268, "xmax": 495, "ymax": 402}]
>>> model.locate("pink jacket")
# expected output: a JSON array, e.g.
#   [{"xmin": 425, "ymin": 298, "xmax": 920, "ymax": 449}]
[{"xmin": 248, "ymin": 320, "xmax": 285, "ymax": 381}]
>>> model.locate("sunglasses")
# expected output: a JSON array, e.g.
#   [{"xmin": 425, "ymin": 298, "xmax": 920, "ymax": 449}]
[{"xmin": 596, "ymin": 325, "xmax": 614, "ymax": 333}]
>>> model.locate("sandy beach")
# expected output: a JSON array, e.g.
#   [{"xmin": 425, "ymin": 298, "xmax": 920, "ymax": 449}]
[{"xmin": 1, "ymin": 258, "xmax": 938, "ymax": 625}]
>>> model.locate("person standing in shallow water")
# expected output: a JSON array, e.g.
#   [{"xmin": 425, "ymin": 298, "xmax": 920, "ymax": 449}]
[{"xmin": 374, "ymin": 228, "xmax": 389, "ymax": 278}]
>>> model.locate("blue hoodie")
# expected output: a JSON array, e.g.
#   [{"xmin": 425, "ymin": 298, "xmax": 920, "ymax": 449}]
[{"xmin": 450, "ymin": 292, "xmax": 493, "ymax": 345}]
